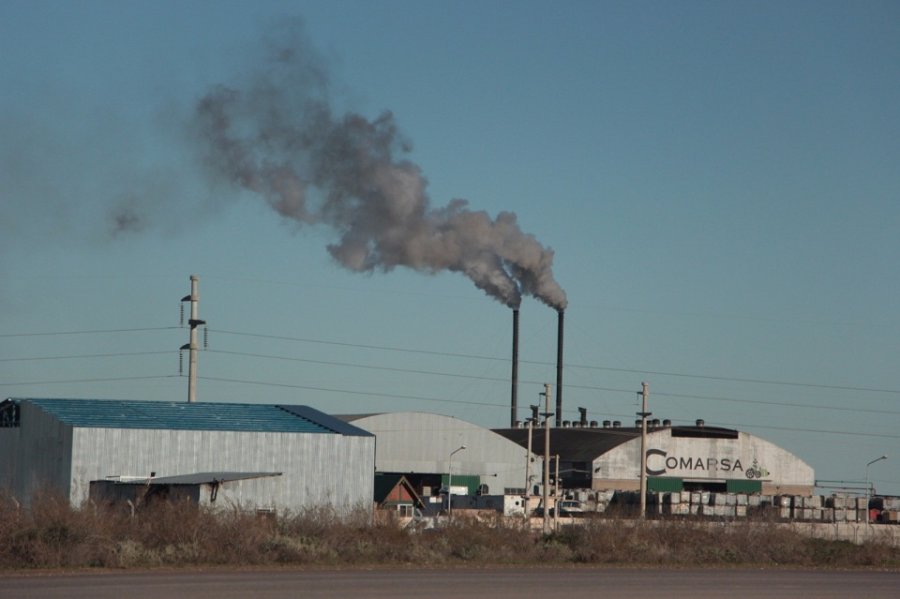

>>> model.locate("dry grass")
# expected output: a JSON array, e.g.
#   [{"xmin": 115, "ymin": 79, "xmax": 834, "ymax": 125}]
[{"xmin": 0, "ymin": 492, "xmax": 897, "ymax": 570}]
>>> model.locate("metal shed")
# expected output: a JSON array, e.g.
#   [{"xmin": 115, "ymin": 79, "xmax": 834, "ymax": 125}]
[{"xmin": 0, "ymin": 398, "xmax": 375, "ymax": 513}]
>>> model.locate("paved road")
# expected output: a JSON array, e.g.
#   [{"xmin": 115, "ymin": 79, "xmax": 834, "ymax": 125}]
[{"xmin": 2, "ymin": 567, "xmax": 898, "ymax": 598}]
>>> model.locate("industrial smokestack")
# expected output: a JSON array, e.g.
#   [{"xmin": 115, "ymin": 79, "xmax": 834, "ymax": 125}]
[
  {"xmin": 510, "ymin": 308, "xmax": 519, "ymax": 427},
  {"xmin": 555, "ymin": 309, "xmax": 564, "ymax": 427}
]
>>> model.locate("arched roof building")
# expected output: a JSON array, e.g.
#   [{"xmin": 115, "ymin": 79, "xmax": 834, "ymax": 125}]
[
  {"xmin": 341, "ymin": 412, "xmax": 531, "ymax": 497},
  {"xmin": 494, "ymin": 422, "xmax": 814, "ymax": 496}
]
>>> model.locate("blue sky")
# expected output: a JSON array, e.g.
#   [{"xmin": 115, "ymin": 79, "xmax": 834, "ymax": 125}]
[{"xmin": 1, "ymin": 1, "xmax": 898, "ymax": 495}]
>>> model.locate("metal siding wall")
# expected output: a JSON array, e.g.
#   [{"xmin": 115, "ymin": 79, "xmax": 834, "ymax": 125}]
[
  {"xmin": 351, "ymin": 413, "xmax": 529, "ymax": 493},
  {"xmin": 3, "ymin": 403, "xmax": 75, "ymax": 504},
  {"xmin": 0, "ymin": 429, "xmax": 20, "ymax": 495},
  {"xmin": 70, "ymin": 428, "xmax": 374, "ymax": 512}
]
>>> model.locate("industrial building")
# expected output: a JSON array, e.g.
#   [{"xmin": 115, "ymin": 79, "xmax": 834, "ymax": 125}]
[
  {"xmin": 494, "ymin": 419, "xmax": 815, "ymax": 496},
  {"xmin": 0, "ymin": 398, "xmax": 375, "ymax": 513},
  {"xmin": 340, "ymin": 412, "xmax": 532, "ymax": 510}
]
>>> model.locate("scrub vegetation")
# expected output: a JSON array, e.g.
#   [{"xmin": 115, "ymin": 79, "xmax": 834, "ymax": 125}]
[{"xmin": 0, "ymin": 492, "xmax": 897, "ymax": 570}]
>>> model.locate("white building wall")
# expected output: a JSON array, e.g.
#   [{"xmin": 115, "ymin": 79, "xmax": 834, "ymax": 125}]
[
  {"xmin": 69, "ymin": 427, "xmax": 374, "ymax": 512},
  {"xmin": 349, "ymin": 412, "xmax": 531, "ymax": 494},
  {"xmin": 594, "ymin": 430, "xmax": 814, "ymax": 488}
]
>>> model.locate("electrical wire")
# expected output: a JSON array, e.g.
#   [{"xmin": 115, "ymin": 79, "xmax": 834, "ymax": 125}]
[
  {"xmin": 205, "ymin": 348, "xmax": 900, "ymax": 417},
  {"xmin": 193, "ymin": 376, "xmax": 899, "ymax": 441},
  {"xmin": 209, "ymin": 328, "xmax": 900, "ymax": 395},
  {"xmin": 0, "ymin": 327, "xmax": 179, "ymax": 338},
  {"xmin": 197, "ymin": 375, "xmax": 504, "ymax": 409},
  {"xmin": 0, "ymin": 375, "xmax": 180, "ymax": 387},
  {"xmin": 0, "ymin": 351, "xmax": 172, "ymax": 363}
]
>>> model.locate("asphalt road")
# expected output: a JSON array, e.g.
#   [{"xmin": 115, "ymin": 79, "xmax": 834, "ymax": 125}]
[{"xmin": 1, "ymin": 567, "xmax": 898, "ymax": 598}]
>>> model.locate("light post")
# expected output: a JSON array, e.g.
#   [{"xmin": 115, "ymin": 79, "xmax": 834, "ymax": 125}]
[
  {"xmin": 447, "ymin": 445, "xmax": 466, "ymax": 519},
  {"xmin": 865, "ymin": 455, "xmax": 887, "ymax": 531}
]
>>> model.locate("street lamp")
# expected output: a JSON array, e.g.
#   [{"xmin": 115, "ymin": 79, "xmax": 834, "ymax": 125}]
[
  {"xmin": 447, "ymin": 445, "xmax": 466, "ymax": 519},
  {"xmin": 865, "ymin": 455, "xmax": 887, "ymax": 530}
]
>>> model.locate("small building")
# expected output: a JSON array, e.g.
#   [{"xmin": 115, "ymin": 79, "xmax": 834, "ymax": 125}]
[
  {"xmin": 373, "ymin": 473, "xmax": 424, "ymax": 517},
  {"xmin": 0, "ymin": 398, "xmax": 375, "ymax": 513}
]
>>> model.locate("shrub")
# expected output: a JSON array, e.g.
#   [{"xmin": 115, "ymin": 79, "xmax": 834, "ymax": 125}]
[{"xmin": 0, "ymin": 494, "xmax": 898, "ymax": 570}]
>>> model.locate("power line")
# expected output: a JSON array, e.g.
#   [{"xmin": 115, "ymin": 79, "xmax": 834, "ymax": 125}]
[
  {"xmin": 707, "ymin": 419, "xmax": 900, "ymax": 441},
  {"xmin": 198, "ymin": 376, "xmax": 504, "ymax": 409},
  {"xmin": 0, "ymin": 327, "xmax": 179, "ymax": 338},
  {"xmin": 211, "ymin": 329, "xmax": 499, "ymax": 362},
  {"xmin": 210, "ymin": 328, "xmax": 900, "ymax": 395},
  {"xmin": 198, "ymin": 376, "xmax": 900, "ymax": 441},
  {"xmin": 653, "ymin": 390, "xmax": 900, "ymax": 416},
  {"xmin": 0, "ymin": 375, "xmax": 180, "ymax": 387},
  {"xmin": 0, "ymin": 351, "xmax": 172, "ymax": 363},
  {"xmin": 570, "ymin": 364, "xmax": 900, "ymax": 395},
  {"xmin": 6, "ymin": 325, "xmax": 896, "ymax": 396},
  {"xmin": 205, "ymin": 348, "xmax": 900, "ymax": 417}
]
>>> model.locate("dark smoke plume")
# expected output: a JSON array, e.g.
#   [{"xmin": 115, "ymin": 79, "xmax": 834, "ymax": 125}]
[{"xmin": 192, "ymin": 23, "xmax": 566, "ymax": 309}]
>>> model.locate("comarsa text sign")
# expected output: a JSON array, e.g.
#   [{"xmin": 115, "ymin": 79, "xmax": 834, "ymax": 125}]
[{"xmin": 646, "ymin": 448, "xmax": 758, "ymax": 478}]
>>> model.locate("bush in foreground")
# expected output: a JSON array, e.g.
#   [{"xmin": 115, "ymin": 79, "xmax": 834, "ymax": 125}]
[{"xmin": 0, "ymin": 494, "xmax": 897, "ymax": 570}]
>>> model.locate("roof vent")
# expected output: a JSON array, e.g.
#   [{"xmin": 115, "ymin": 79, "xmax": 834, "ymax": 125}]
[
  {"xmin": 663, "ymin": 419, "xmax": 672, "ymax": 427},
  {"xmin": 590, "ymin": 420, "xmax": 599, "ymax": 428},
  {"xmin": 612, "ymin": 420, "xmax": 621, "ymax": 428},
  {"xmin": 602, "ymin": 420, "xmax": 611, "ymax": 428},
  {"xmin": 696, "ymin": 419, "xmax": 705, "ymax": 427}
]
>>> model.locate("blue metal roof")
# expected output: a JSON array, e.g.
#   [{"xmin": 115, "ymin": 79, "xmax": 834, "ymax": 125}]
[{"xmin": 15, "ymin": 398, "xmax": 372, "ymax": 435}]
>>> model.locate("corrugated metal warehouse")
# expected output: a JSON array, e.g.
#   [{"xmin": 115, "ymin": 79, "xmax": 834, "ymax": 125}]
[
  {"xmin": 0, "ymin": 398, "xmax": 375, "ymax": 513},
  {"xmin": 341, "ymin": 412, "xmax": 532, "ymax": 499},
  {"xmin": 495, "ymin": 420, "xmax": 815, "ymax": 496}
]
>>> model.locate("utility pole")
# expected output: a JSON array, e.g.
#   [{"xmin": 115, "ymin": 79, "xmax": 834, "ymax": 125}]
[
  {"xmin": 524, "ymin": 405, "xmax": 538, "ymax": 520},
  {"xmin": 554, "ymin": 454, "xmax": 560, "ymax": 531},
  {"xmin": 180, "ymin": 275, "xmax": 206, "ymax": 403},
  {"xmin": 542, "ymin": 383, "xmax": 552, "ymax": 534},
  {"xmin": 638, "ymin": 382, "xmax": 651, "ymax": 519}
]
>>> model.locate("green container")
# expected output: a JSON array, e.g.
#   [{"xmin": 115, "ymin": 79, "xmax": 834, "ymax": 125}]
[{"xmin": 441, "ymin": 474, "xmax": 480, "ymax": 495}]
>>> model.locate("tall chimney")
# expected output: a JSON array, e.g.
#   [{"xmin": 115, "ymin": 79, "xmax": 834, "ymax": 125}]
[
  {"xmin": 555, "ymin": 309, "xmax": 564, "ymax": 427},
  {"xmin": 510, "ymin": 308, "xmax": 520, "ymax": 427}
]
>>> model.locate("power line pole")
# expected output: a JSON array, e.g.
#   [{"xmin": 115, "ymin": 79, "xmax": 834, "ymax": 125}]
[
  {"xmin": 554, "ymin": 454, "xmax": 560, "ymax": 531},
  {"xmin": 180, "ymin": 275, "xmax": 206, "ymax": 403},
  {"xmin": 638, "ymin": 381, "xmax": 651, "ymax": 519},
  {"xmin": 524, "ymin": 404, "xmax": 538, "ymax": 520},
  {"xmin": 542, "ymin": 383, "xmax": 552, "ymax": 534}
]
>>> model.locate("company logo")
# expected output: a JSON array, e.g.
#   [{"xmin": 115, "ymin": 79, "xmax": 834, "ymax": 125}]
[
  {"xmin": 745, "ymin": 459, "xmax": 769, "ymax": 479},
  {"xmin": 645, "ymin": 449, "xmax": 746, "ymax": 476}
]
